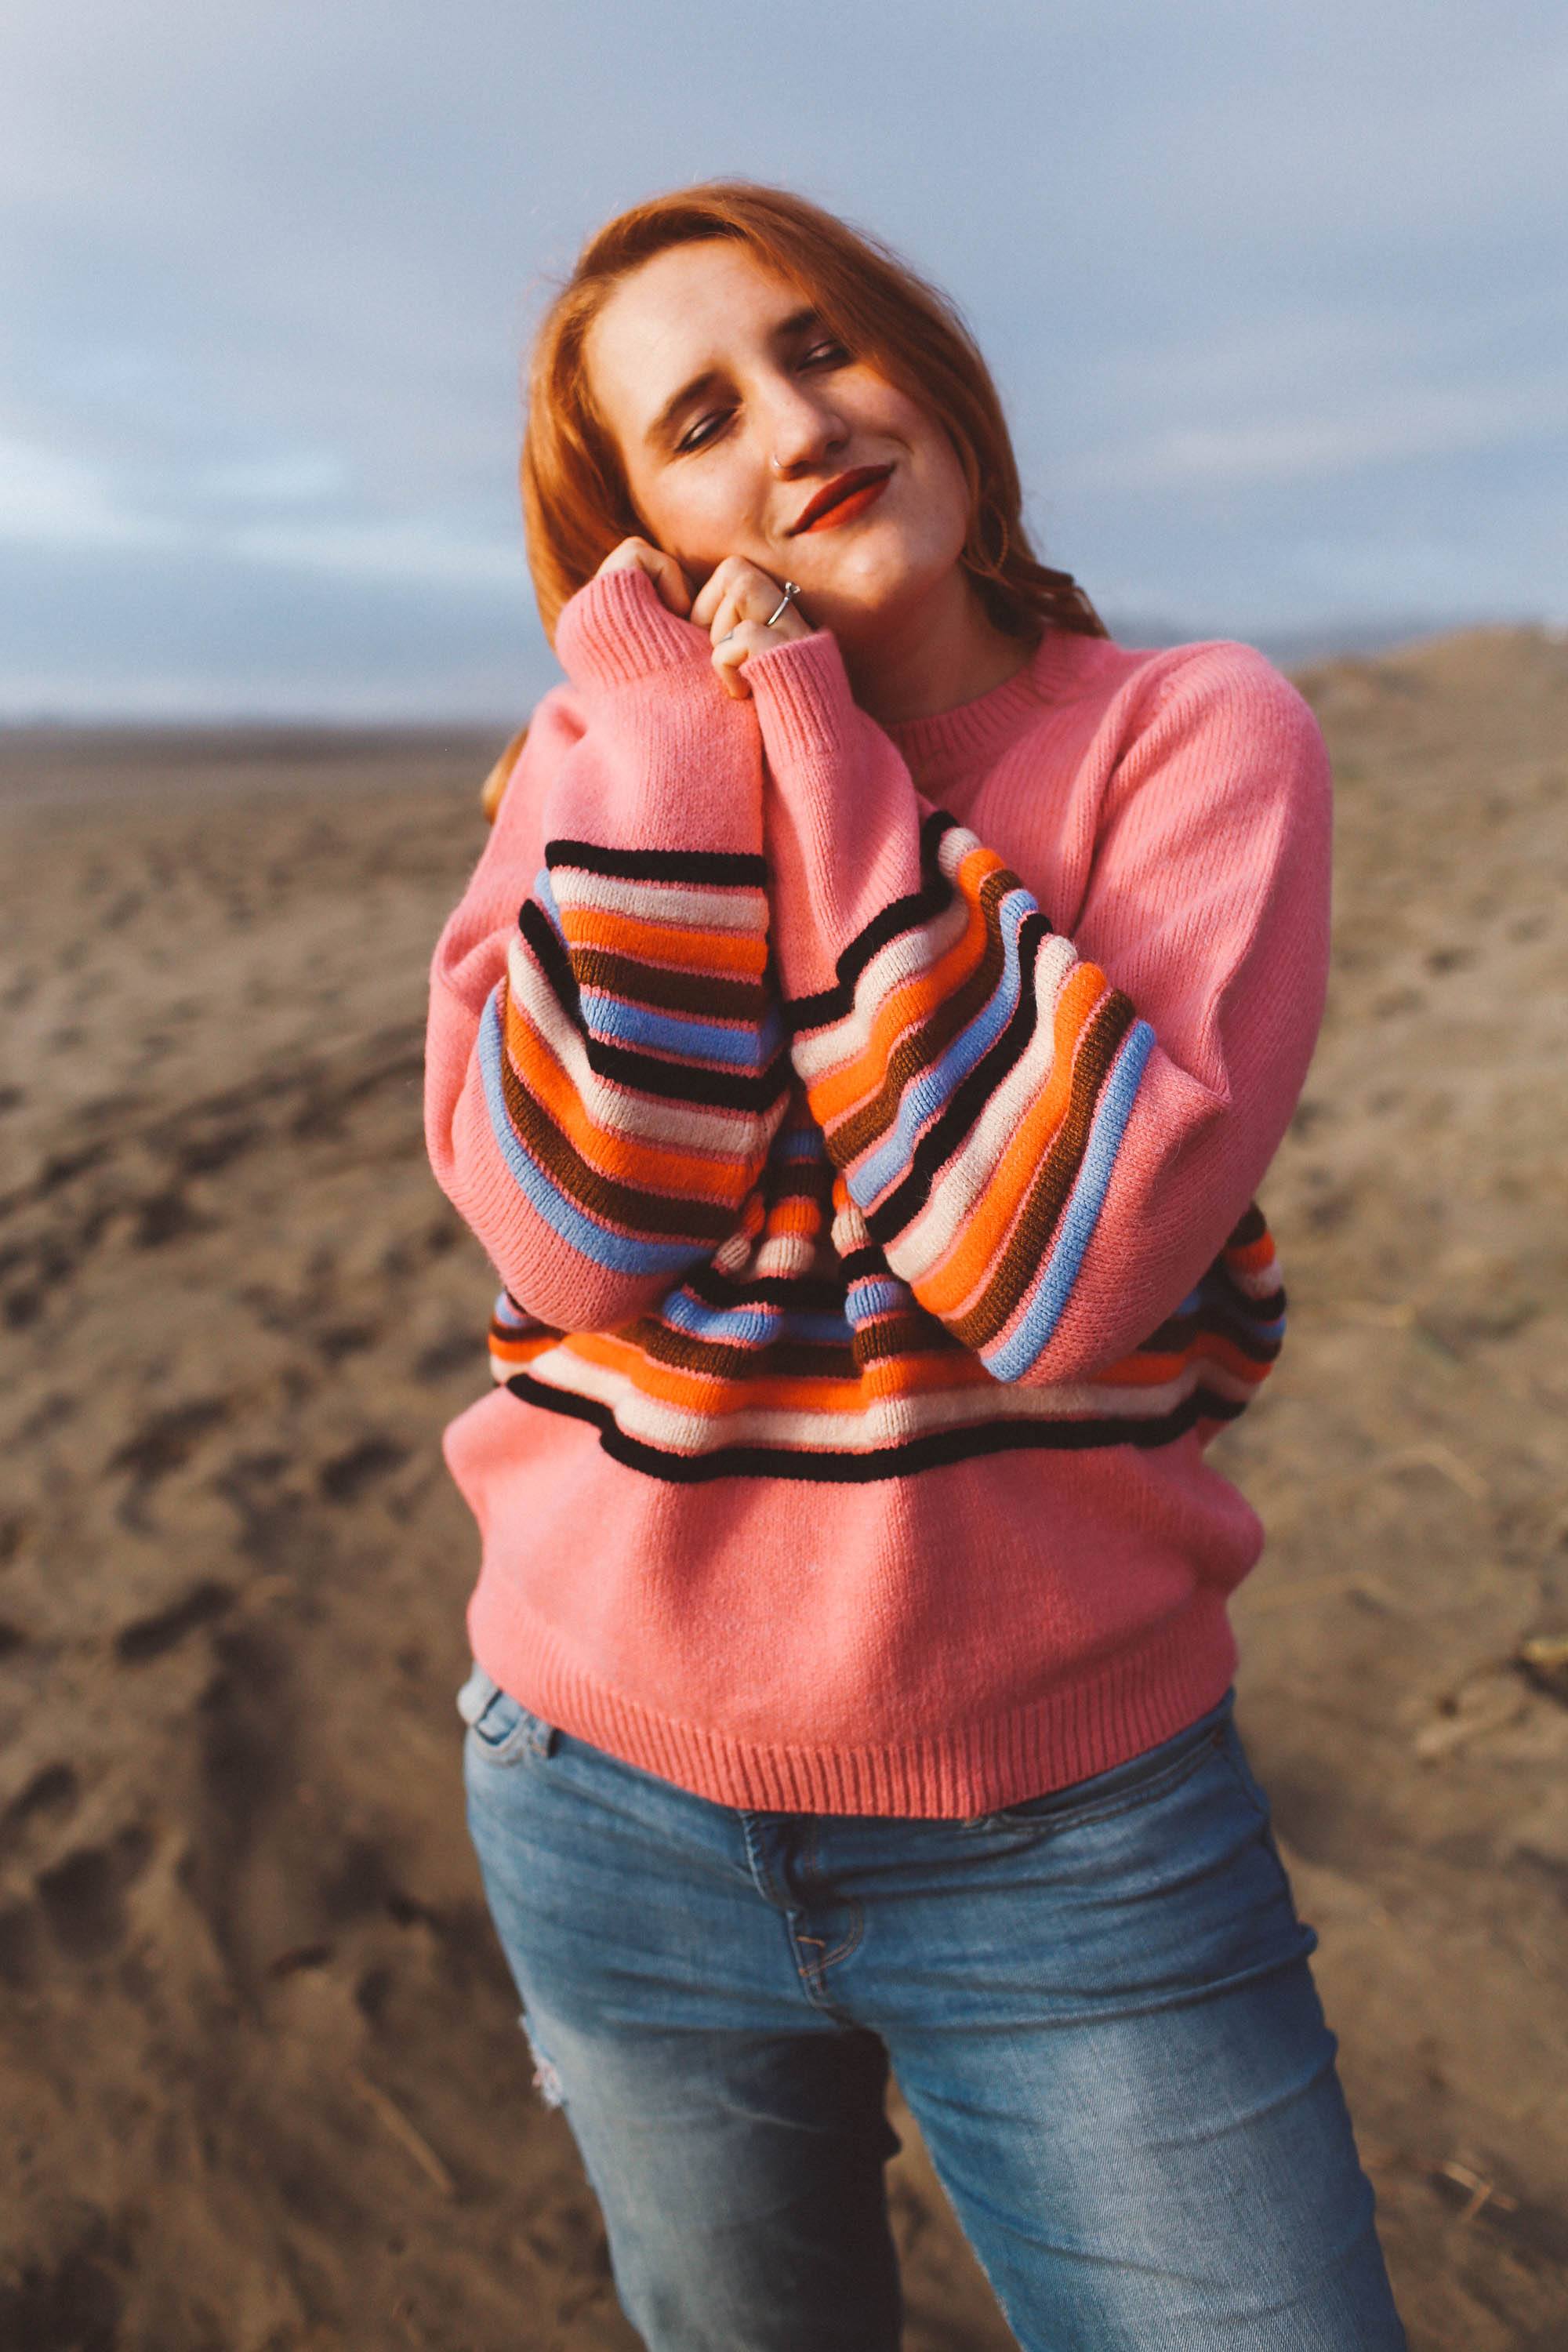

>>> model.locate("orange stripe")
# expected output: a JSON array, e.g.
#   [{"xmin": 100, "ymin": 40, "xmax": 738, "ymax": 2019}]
[
  {"xmin": 1227, "ymin": 1232, "xmax": 1278, "ymax": 1275},
  {"xmin": 764, "ymin": 1197, "xmax": 822, "ymax": 1237},
  {"xmin": 559, "ymin": 1330, "xmax": 985, "ymax": 1417},
  {"xmin": 1091, "ymin": 1333, "xmax": 1272, "ymax": 1389},
  {"xmin": 1189, "ymin": 1332, "xmax": 1276, "ymax": 1384},
  {"xmin": 563, "ymin": 1332, "xmax": 873, "ymax": 1417},
  {"xmin": 848, "ymin": 1348, "xmax": 996, "ymax": 1399},
  {"xmin": 904, "ymin": 963, "xmax": 1111, "ymax": 1319},
  {"xmin": 504, "ymin": 986, "xmax": 752, "ymax": 1209},
  {"xmin": 561, "ymin": 905, "xmax": 768, "ymax": 977},
  {"xmin": 488, "ymin": 1333, "xmax": 560, "ymax": 1367},
  {"xmin": 805, "ymin": 845, "xmax": 1007, "ymax": 1124}
]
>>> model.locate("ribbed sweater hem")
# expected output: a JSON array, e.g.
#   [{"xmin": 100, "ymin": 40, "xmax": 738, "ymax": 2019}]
[{"xmin": 465, "ymin": 1583, "xmax": 1240, "ymax": 1819}]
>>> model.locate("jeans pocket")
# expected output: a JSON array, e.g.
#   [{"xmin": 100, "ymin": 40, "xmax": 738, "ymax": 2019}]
[
  {"xmin": 457, "ymin": 1660, "xmax": 558, "ymax": 1765},
  {"xmin": 970, "ymin": 1691, "xmax": 1235, "ymax": 1835},
  {"xmin": 1218, "ymin": 1719, "xmax": 1282, "ymax": 1833}
]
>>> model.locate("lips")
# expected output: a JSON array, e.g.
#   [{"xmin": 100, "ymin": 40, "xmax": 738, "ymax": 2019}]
[{"xmin": 789, "ymin": 463, "xmax": 895, "ymax": 534}]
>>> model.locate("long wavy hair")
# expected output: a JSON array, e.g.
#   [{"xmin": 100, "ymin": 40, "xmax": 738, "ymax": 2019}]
[{"xmin": 520, "ymin": 180, "xmax": 1107, "ymax": 651}]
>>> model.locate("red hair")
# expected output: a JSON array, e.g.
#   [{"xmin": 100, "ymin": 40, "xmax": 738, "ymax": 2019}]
[{"xmin": 521, "ymin": 180, "xmax": 1107, "ymax": 650}]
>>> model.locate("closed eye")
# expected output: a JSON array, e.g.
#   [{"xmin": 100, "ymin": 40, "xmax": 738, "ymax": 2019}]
[
  {"xmin": 674, "ymin": 342, "xmax": 851, "ymax": 455},
  {"xmin": 676, "ymin": 409, "xmax": 733, "ymax": 456}
]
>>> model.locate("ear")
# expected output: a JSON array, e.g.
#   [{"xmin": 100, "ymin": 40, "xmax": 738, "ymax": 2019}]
[{"xmin": 480, "ymin": 723, "xmax": 531, "ymax": 825}]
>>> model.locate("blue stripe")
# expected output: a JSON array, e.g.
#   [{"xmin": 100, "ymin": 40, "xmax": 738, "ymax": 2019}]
[
  {"xmin": 579, "ymin": 990, "xmax": 784, "ymax": 1069},
  {"xmin": 477, "ymin": 989, "xmax": 700, "ymax": 1279},
  {"xmin": 981, "ymin": 1021, "xmax": 1156, "ymax": 1382},
  {"xmin": 492, "ymin": 1288, "xmax": 548, "ymax": 1334},
  {"xmin": 853, "ymin": 886, "xmax": 1036, "ymax": 1201},
  {"xmin": 534, "ymin": 868, "xmax": 567, "ymax": 944},
  {"xmin": 659, "ymin": 1290, "xmax": 852, "ymax": 1346},
  {"xmin": 775, "ymin": 1124, "xmax": 829, "ymax": 1161},
  {"xmin": 844, "ymin": 1278, "xmax": 910, "ymax": 1322}
]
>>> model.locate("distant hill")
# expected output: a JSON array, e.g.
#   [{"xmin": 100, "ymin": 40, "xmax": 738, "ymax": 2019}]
[{"xmin": 1101, "ymin": 610, "xmax": 1558, "ymax": 667}]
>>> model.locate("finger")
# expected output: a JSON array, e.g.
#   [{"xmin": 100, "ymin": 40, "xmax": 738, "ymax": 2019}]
[
  {"xmin": 709, "ymin": 586, "xmax": 750, "ymax": 648},
  {"xmin": 688, "ymin": 558, "xmax": 740, "ymax": 630},
  {"xmin": 711, "ymin": 622, "xmax": 769, "ymax": 695},
  {"xmin": 691, "ymin": 557, "xmax": 768, "ymax": 632},
  {"xmin": 597, "ymin": 538, "xmax": 693, "ymax": 615},
  {"xmin": 644, "ymin": 549, "xmax": 693, "ymax": 615}
]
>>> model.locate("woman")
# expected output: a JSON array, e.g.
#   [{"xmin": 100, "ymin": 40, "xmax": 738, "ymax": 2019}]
[{"xmin": 425, "ymin": 181, "xmax": 1406, "ymax": 2350}]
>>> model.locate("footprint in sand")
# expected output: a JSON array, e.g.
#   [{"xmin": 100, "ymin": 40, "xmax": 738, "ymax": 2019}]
[
  {"xmin": 35, "ymin": 1825, "xmax": 153, "ymax": 1962},
  {"xmin": 114, "ymin": 1581, "xmax": 234, "ymax": 1664},
  {"xmin": 317, "ymin": 1436, "xmax": 409, "ymax": 1503}
]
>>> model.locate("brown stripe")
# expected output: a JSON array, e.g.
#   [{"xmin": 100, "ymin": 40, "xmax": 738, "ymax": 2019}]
[
  {"xmin": 572, "ymin": 945, "xmax": 768, "ymax": 1024},
  {"xmin": 828, "ymin": 866, "xmax": 1023, "ymax": 1164},
  {"xmin": 949, "ymin": 989, "xmax": 1135, "ymax": 1352},
  {"xmin": 622, "ymin": 1320, "xmax": 858, "ymax": 1384},
  {"xmin": 850, "ymin": 1312, "xmax": 968, "ymax": 1366},
  {"xmin": 499, "ymin": 1000, "xmax": 739, "ymax": 1245},
  {"xmin": 762, "ymin": 1162, "xmax": 835, "ymax": 1208}
]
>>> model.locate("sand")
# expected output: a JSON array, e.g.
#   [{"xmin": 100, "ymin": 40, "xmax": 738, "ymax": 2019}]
[{"xmin": 2, "ymin": 632, "xmax": 1566, "ymax": 2348}]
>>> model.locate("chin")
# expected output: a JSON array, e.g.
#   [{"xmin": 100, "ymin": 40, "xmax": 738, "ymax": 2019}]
[{"xmin": 810, "ymin": 558, "xmax": 938, "ymax": 636}]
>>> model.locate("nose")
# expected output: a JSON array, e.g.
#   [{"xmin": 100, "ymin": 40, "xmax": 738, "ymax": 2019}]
[{"xmin": 761, "ymin": 374, "xmax": 848, "ymax": 476}]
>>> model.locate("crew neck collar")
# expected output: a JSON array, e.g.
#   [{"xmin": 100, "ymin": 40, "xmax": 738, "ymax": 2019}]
[{"xmin": 877, "ymin": 625, "xmax": 1094, "ymax": 772}]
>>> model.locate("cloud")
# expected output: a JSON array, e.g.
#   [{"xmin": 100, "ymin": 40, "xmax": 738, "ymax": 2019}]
[
  {"xmin": 0, "ymin": 0, "xmax": 1563, "ymax": 712},
  {"xmin": 1070, "ymin": 369, "xmax": 1568, "ymax": 492},
  {"xmin": 0, "ymin": 434, "xmax": 180, "ymax": 550},
  {"xmin": 229, "ymin": 518, "xmax": 528, "ymax": 591}
]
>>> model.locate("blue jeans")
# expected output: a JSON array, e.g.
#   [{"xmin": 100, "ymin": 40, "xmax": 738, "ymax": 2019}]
[{"xmin": 461, "ymin": 1668, "xmax": 1406, "ymax": 2351}]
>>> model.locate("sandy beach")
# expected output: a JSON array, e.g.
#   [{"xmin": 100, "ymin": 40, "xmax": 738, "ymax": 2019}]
[{"xmin": 2, "ymin": 628, "xmax": 1566, "ymax": 2348}]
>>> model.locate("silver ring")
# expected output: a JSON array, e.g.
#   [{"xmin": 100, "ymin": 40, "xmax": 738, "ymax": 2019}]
[{"xmin": 764, "ymin": 580, "xmax": 802, "ymax": 628}]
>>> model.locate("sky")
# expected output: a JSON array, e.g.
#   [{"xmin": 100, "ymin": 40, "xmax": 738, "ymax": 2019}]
[{"xmin": 2, "ymin": 0, "xmax": 1564, "ymax": 720}]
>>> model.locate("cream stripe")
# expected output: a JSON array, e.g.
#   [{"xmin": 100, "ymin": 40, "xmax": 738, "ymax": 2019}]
[
  {"xmin": 789, "ymin": 889, "xmax": 973, "ymax": 1080},
  {"xmin": 1225, "ymin": 1256, "xmax": 1283, "ymax": 1300},
  {"xmin": 846, "ymin": 942, "xmax": 1082, "ymax": 1286},
  {"xmin": 513, "ymin": 1341, "xmax": 1242, "ymax": 1454},
  {"xmin": 547, "ymin": 869, "xmax": 768, "ymax": 933},
  {"xmin": 506, "ymin": 933, "xmax": 771, "ymax": 1160}
]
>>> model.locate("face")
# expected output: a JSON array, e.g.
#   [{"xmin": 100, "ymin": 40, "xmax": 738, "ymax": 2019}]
[{"xmin": 582, "ymin": 239, "xmax": 976, "ymax": 649}]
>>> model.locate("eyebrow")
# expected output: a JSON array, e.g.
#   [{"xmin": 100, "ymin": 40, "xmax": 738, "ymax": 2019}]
[{"xmin": 644, "ymin": 305, "xmax": 826, "ymax": 450}]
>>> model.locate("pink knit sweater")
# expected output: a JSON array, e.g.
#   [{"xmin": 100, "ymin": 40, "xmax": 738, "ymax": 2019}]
[{"xmin": 424, "ymin": 564, "xmax": 1332, "ymax": 1816}]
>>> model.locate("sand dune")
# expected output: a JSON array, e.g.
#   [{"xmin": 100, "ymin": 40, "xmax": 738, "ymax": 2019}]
[{"xmin": 2, "ymin": 631, "xmax": 1566, "ymax": 2347}]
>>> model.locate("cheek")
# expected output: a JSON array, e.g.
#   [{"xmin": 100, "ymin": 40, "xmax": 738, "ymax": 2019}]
[
  {"xmin": 920, "ymin": 438, "xmax": 972, "ymax": 534},
  {"xmin": 635, "ymin": 470, "xmax": 750, "ymax": 568},
  {"xmin": 881, "ymin": 400, "xmax": 971, "ymax": 539}
]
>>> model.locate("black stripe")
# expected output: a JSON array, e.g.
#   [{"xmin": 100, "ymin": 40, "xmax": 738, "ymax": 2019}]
[
  {"xmin": 546, "ymin": 838, "xmax": 768, "ymax": 887},
  {"xmin": 835, "ymin": 1243, "xmax": 893, "ymax": 1279},
  {"xmin": 518, "ymin": 900, "xmax": 789, "ymax": 1114},
  {"xmin": 680, "ymin": 1264, "xmax": 860, "ymax": 1314},
  {"xmin": 1227, "ymin": 1202, "xmax": 1268, "ymax": 1248},
  {"xmin": 1135, "ymin": 1308, "xmax": 1283, "ymax": 1367},
  {"xmin": 864, "ymin": 910, "xmax": 1055, "ymax": 1244},
  {"xmin": 503, "ymin": 1375, "xmax": 1240, "ymax": 1484},
  {"xmin": 782, "ymin": 809, "xmax": 969, "ymax": 1032}
]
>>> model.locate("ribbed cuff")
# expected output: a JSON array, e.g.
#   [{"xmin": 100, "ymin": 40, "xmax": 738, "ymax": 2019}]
[
  {"xmin": 554, "ymin": 563, "xmax": 713, "ymax": 690},
  {"xmin": 743, "ymin": 629, "xmax": 858, "ymax": 769}
]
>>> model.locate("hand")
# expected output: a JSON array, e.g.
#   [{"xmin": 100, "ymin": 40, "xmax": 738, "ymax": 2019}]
[
  {"xmin": 592, "ymin": 535, "xmax": 695, "ymax": 617},
  {"xmin": 690, "ymin": 557, "xmax": 816, "ymax": 699}
]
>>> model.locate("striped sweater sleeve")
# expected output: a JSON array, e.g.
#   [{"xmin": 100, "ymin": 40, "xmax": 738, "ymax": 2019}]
[
  {"xmin": 743, "ymin": 626, "xmax": 1331, "ymax": 1387},
  {"xmin": 424, "ymin": 564, "xmax": 791, "ymax": 1333}
]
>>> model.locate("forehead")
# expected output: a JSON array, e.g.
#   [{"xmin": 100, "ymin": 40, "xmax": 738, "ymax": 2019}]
[{"xmin": 584, "ymin": 241, "xmax": 809, "ymax": 436}]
